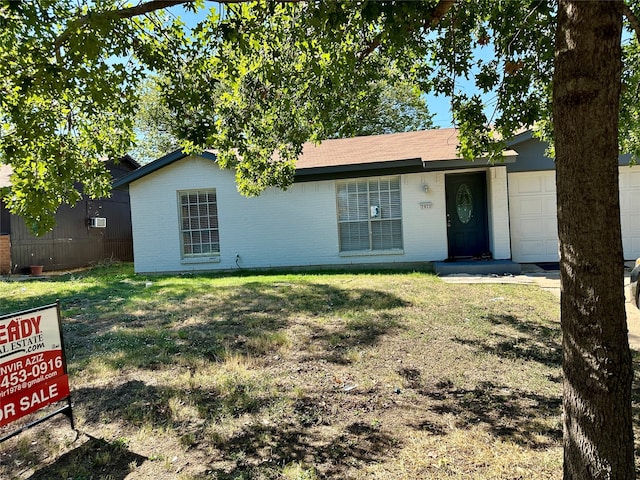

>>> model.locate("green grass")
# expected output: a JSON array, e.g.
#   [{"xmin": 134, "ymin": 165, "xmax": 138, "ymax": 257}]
[{"xmin": 0, "ymin": 263, "xmax": 590, "ymax": 479}]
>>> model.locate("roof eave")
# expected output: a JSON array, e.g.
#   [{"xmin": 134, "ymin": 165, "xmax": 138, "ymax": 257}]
[
  {"xmin": 114, "ymin": 145, "xmax": 518, "ymax": 188},
  {"xmin": 112, "ymin": 150, "xmax": 217, "ymax": 188},
  {"xmin": 295, "ymin": 153, "xmax": 518, "ymax": 183},
  {"xmin": 294, "ymin": 158, "xmax": 424, "ymax": 182},
  {"xmin": 506, "ymin": 129, "xmax": 535, "ymax": 147},
  {"xmin": 423, "ymin": 151, "xmax": 518, "ymax": 171}
]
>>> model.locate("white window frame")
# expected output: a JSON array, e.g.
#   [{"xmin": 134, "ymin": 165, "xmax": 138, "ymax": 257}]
[
  {"xmin": 336, "ymin": 176, "xmax": 404, "ymax": 254},
  {"xmin": 177, "ymin": 189, "xmax": 220, "ymax": 262}
]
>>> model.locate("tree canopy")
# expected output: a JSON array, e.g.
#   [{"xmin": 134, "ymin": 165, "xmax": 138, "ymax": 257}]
[
  {"xmin": 130, "ymin": 76, "xmax": 180, "ymax": 164},
  {"xmin": 1, "ymin": 0, "xmax": 637, "ymax": 229},
  {"xmin": 2, "ymin": 2, "xmax": 640, "ymax": 477},
  {"xmin": 131, "ymin": 73, "xmax": 435, "ymax": 165}
]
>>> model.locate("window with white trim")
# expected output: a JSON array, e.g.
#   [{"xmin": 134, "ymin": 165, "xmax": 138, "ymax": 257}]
[
  {"xmin": 336, "ymin": 177, "xmax": 403, "ymax": 252},
  {"xmin": 178, "ymin": 189, "xmax": 220, "ymax": 257}
]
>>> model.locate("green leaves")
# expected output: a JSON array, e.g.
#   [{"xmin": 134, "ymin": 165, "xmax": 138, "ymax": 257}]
[
  {"xmin": 187, "ymin": 0, "xmax": 557, "ymax": 173},
  {"xmin": 621, "ymin": 35, "xmax": 640, "ymax": 163},
  {"xmin": 0, "ymin": 0, "xmax": 162, "ymax": 234},
  {"xmin": 1, "ymin": 0, "xmax": 637, "ymax": 234},
  {"xmin": 130, "ymin": 76, "xmax": 180, "ymax": 164},
  {"xmin": 157, "ymin": 1, "xmax": 444, "ymax": 196}
]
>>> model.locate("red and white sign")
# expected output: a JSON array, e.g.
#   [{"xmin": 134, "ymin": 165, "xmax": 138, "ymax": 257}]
[{"xmin": 0, "ymin": 305, "xmax": 70, "ymax": 428}]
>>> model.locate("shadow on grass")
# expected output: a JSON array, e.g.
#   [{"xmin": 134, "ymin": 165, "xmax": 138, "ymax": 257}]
[
  {"xmin": 0, "ymin": 268, "xmax": 411, "ymax": 324},
  {"xmin": 0, "ymin": 270, "xmax": 410, "ymax": 477},
  {"xmin": 453, "ymin": 313, "xmax": 562, "ymax": 368},
  {"xmin": 56, "ymin": 280, "xmax": 408, "ymax": 373},
  {"xmin": 197, "ymin": 418, "xmax": 398, "ymax": 479},
  {"xmin": 397, "ymin": 362, "xmax": 562, "ymax": 448},
  {"xmin": 70, "ymin": 380, "xmax": 398, "ymax": 478},
  {"xmin": 420, "ymin": 379, "xmax": 562, "ymax": 449},
  {"xmin": 1, "ymin": 268, "xmax": 409, "ymax": 369},
  {"xmin": 76, "ymin": 380, "xmax": 276, "ymax": 428},
  {"xmin": 28, "ymin": 434, "xmax": 146, "ymax": 480},
  {"xmin": 414, "ymin": 312, "xmax": 563, "ymax": 449},
  {"xmin": 301, "ymin": 312, "xmax": 402, "ymax": 364}
]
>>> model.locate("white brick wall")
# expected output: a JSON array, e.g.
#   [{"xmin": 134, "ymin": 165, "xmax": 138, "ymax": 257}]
[
  {"xmin": 400, "ymin": 172, "xmax": 449, "ymax": 261},
  {"xmin": 129, "ymin": 157, "xmax": 513, "ymax": 273}
]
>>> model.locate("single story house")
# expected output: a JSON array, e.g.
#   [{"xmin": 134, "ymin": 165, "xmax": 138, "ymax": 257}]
[
  {"xmin": 0, "ymin": 156, "xmax": 139, "ymax": 274},
  {"xmin": 113, "ymin": 128, "xmax": 640, "ymax": 274}
]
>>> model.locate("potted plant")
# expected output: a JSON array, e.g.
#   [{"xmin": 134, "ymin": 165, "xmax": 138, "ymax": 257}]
[
  {"xmin": 29, "ymin": 264, "xmax": 43, "ymax": 276},
  {"xmin": 29, "ymin": 253, "xmax": 43, "ymax": 276}
]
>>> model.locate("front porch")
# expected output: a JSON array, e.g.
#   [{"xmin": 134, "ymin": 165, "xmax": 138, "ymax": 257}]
[{"xmin": 433, "ymin": 259, "xmax": 522, "ymax": 276}]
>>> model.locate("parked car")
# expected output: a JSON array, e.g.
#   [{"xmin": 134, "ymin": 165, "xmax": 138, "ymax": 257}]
[{"xmin": 631, "ymin": 259, "xmax": 640, "ymax": 308}]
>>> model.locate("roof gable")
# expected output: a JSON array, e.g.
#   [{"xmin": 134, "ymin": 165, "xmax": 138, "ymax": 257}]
[{"xmin": 113, "ymin": 150, "xmax": 217, "ymax": 188}]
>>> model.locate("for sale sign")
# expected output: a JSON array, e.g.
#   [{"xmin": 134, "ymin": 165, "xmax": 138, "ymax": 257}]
[{"xmin": 0, "ymin": 304, "xmax": 71, "ymax": 430}]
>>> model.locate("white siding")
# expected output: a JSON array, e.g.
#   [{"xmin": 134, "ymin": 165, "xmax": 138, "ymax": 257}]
[{"xmin": 129, "ymin": 157, "xmax": 461, "ymax": 273}]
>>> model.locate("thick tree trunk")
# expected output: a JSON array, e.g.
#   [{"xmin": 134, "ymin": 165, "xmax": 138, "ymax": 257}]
[{"xmin": 553, "ymin": 2, "xmax": 635, "ymax": 479}]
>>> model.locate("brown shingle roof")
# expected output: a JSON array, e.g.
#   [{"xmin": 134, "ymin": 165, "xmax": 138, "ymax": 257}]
[
  {"xmin": 296, "ymin": 128, "xmax": 463, "ymax": 169},
  {"xmin": 115, "ymin": 128, "xmax": 520, "ymax": 188}
]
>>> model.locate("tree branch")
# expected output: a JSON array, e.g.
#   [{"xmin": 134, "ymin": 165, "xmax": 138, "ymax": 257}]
[
  {"xmin": 54, "ymin": 0, "xmax": 194, "ymax": 53},
  {"xmin": 97, "ymin": 0, "xmax": 195, "ymax": 21},
  {"xmin": 53, "ymin": 0, "xmax": 307, "ymax": 56},
  {"xmin": 429, "ymin": 0, "xmax": 455, "ymax": 28},
  {"xmin": 357, "ymin": 0, "xmax": 455, "ymax": 61},
  {"xmin": 622, "ymin": 1, "xmax": 640, "ymax": 42},
  {"xmin": 53, "ymin": 0, "xmax": 457, "ymax": 65}
]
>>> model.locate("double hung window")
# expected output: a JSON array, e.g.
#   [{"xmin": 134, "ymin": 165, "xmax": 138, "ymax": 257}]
[
  {"xmin": 336, "ymin": 177, "xmax": 403, "ymax": 252},
  {"xmin": 178, "ymin": 189, "xmax": 220, "ymax": 257}
]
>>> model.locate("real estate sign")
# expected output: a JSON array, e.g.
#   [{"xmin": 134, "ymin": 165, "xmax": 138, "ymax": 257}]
[{"xmin": 0, "ymin": 304, "xmax": 71, "ymax": 432}]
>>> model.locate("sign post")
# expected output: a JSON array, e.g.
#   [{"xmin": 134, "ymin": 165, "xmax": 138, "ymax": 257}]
[{"xmin": 0, "ymin": 302, "xmax": 74, "ymax": 442}]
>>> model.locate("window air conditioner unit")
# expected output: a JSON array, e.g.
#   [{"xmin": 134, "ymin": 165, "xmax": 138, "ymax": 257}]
[{"xmin": 89, "ymin": 217, "xmax": 107, "ymax": 228}]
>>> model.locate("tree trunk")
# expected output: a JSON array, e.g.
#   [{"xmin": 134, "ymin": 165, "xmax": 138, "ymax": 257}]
[{"xmin": 553, "ymin": 2, "xmax": 635, "ymax": 479}]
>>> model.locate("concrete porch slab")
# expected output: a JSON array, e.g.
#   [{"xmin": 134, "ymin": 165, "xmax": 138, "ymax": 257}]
[{"xmin": 433, "ymin": 259, "xmax": 522, "ymax": 276}]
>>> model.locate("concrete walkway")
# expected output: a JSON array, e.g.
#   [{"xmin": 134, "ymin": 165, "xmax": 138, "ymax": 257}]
[{"xmin": 440, "ymin": 265, "xmax": 640, "ymax": 351}]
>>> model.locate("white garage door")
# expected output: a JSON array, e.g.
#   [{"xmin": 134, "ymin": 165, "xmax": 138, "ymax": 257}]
[
  {"xmin": 509, "ymin": 167, "xmax": 640, "ymax": 263},
  {"xmin": 619, "ymin": 166, "xmax": 640, "ymax": 260},
  {"xmin": 508, "ymin": 171, "xmax": 559, "ymax": 263}
]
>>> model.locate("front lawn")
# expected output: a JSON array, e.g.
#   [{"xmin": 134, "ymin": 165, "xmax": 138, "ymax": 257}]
[{"xmin": 0, "ymin": 263, "xmax": 571, "ymax": 479}]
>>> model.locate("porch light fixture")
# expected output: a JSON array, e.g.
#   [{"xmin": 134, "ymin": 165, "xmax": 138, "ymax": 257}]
[{"xmin": 423, "ymin": 184, "xmax": 429, "ymax": 193}]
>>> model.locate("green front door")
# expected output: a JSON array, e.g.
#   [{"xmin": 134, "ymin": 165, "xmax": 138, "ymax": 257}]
[{"xmin": 445, "ymin": 172, "xmax": 490, "ymax": 259}]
